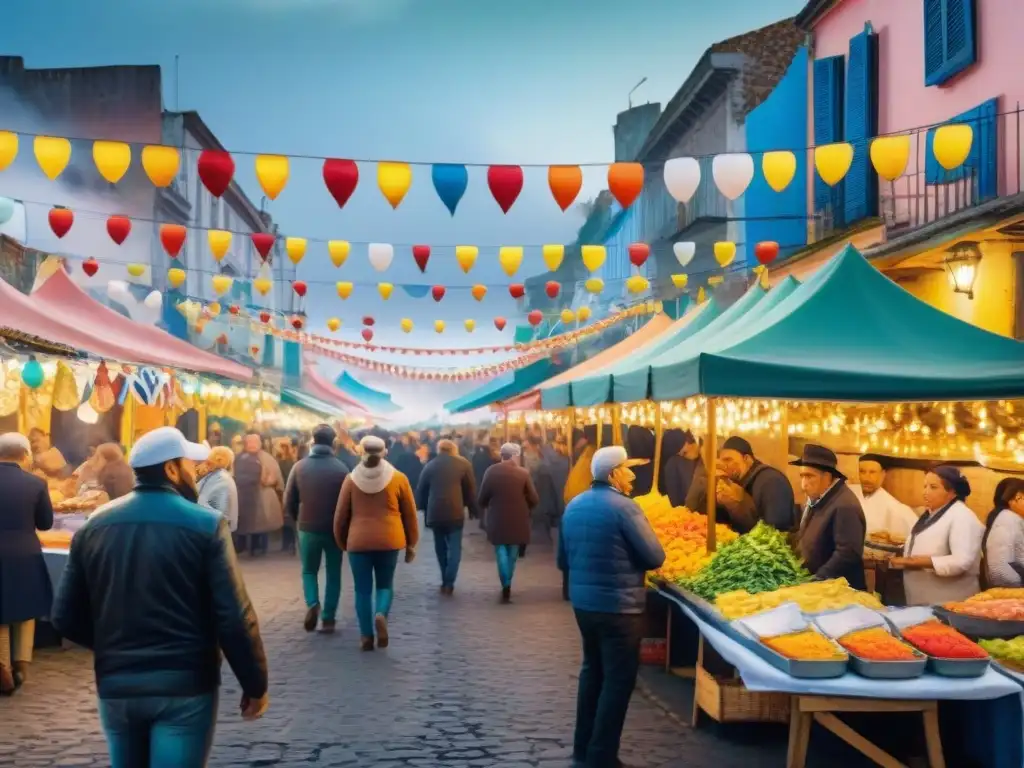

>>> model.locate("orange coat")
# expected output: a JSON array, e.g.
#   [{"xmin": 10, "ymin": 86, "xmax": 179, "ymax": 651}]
[{"xmin": 334, "ymin": 462, "xmax": 419, "ymax": 553}]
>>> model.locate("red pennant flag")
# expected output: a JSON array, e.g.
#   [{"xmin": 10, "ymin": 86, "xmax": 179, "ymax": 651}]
[
  {"xmin": 82, "ymin": 257, "xmax": 99, "ymax": 277},
  {"xmin": 528, "ymin": 310, "xmax": 543, "ymax": 326},
  {"xmin": 509, "ymin": 283, "xmax": 525, "ymax": 299},
  {"xmin": 545, "ymin": 281, "xmax": 560, "ymax": 298},
  {"xmin": 251, "ymin": 233, "xmax": 275, "ymax": 261},
  {"xmin": 48, "ymin": 207, "xmax": 74, "ymax": 238},
  {"xmin": 412, "ymin": 244, "xmax": 431, "ymax": 272},
  {"xmin": 292, "ymin": 280, "xmax": 307, "ymax": 298},
  {"xmin": 106, "ymin": 215, "xmax": 131, "ymax": 245},
  {"xmin": 259, "ymin": 311, "xmax": 271, "ymax": 324},
  {"xmin": 160, "ymin": 224, "xmax": 186, "ymax": 258},
  {"xmin": 323, "ymin": 159, "xmax": 359, "ymax": 208},
  {"xmin": 494, "ymin": 317, "xmax": 507, "ymax": 331},
  {"xmin": 229, "ymin": 304, "xmax": 241, "ymax": 315},
  {"xmin": 431, "ymin": 285, "xmax": 446, "ymax": 302},
  {"xmin": 197, "ymin": 150, "xmax": 235, "ymax": 198},
  {"xmin": 487, "ymin": 165, "xmax": 524, "ymax": 213},
  {"xmin": 755, "ymin": 241, "xmax": 780, "ymax": 265},
  {"xmin": 291, "ymin": 316, "xmax": 304, "ymax": 330},
  {"xmin": 361, "ymin": 328, "xmax": 374, "ymax": 342},
  {"xmin": 628, "ymin": 242, "xmax": 650, "ymax": 268},
  {"xmin": 362, "ymin": 316, "xmax": 375, "ymax": 326}
]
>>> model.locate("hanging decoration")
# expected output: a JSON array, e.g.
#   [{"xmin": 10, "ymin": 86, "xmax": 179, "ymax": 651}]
[
  {"xmin": 368, "ymin": 242, "xmax": 394, "ymax": 272},
  {"xmin": 464, "ymin": 319, "xmax": 476, "ymax": 332},
  {"xmin": 286, "ymin": 237, "xmax": 307, "ymax": 265},
  {"xmin": 197, "ymin": 149, "xmax": 235, "ymax": 197},
  {"xmin": 141, "ymin": 145, "xmax": 179, "ymax": 187},
  {"xmin": 508, "ymin": 283, "xmax": 525, "ymax": 299},
  {"xmin": 544, "ymin": 281, "xmax": 560, "ymax": 299},
  {"xmin": 291, "ymin": 317, "xmax": 305, "ymax": 331},
  {"xmin": 259, "ymin": 310, "xmax": 272, "ymax": 324},
  {"xmin": 126, "ymin": 264, "xmax": 146, "ymax": 278},
  {"xmin": 106, "ymin": 215, "xmax": 131, "ymax": 245},
  {"xmin": 663, "ymin": 157, "xmax": 701, "ymax": 204},
  {"xmin": 34, "ymin": 136, "xmax": 71, "ymax": 180},
  {"xmin": 671, "ymin": 274, "xmax": 688, "ymax": 289},
  {"xmin": 255, "ymin": 154, "xmax": 289, "ymax": 199},
  {"xmin": 527, "ymin": 310, "xmax": 543, "ymax": 327},
  {"xmin": 708, "ymin": 275, "xmax": 725, "ymax": 287},
  {"xmin": 608, "ymin": 162, "xmax": 643, "ymax": 208},
  {"xmin": 328, "ymin": 240, "xmax": 350, "ymax": 268},
  {"xmin": 754, "ymin": 241, "xmax": 780, "ymax": 265},
  {"xmin": 487, "ymin": 165, "xmax": 524, "ymax": 213},
  {"xmin": 697, "ymin": 286, "xmax": 707, "ymax": 303},
  {"xmin": 362, "ymin": 316, "xmax": 375, "ymax": 326},
  {"xmin": 933, "ymin": 124, "xmax": 974, "ymax": 171},
  {"xmin": 494, "ymin": 317, "xmax": 507, "ymax": 331},
  {"xmin": 48, "ymin": 207, "xmax": 73, "ymax": 238},
  {"xmin": 208, "ymin": 230, "xmax": 232, "ymax": 262},
  {"xmin": 251, "ymin": 233, "xmax": 275, "ymax": 261},
  {"xmin": 431, "ymin": 285, "xmax": 446, "ymax": 302},
  {"xmin": 712, "ymin": 153, "xmax": 754, "ymax": 200},
  {"xmin": 167, "ymin": 268, "xmax": 186, "ymax": 289},
  {"xmin": 361, "ymin": 328, "xmax": 374, "ymax": 342},
  {"xmin": 336, "ymin": 281, "xmax": 354, "ymax": 299},
  {"xmin": 412, "ymin": 244, "xmax": 431, "ymax": 272},
  {"xmin": 377, "ymin": 161, "xmax": 412, "ymax": 208},
  {"xmin": 0, "ymin": 197, "xmax": 14, "ymax": 225},
  {"xmin": 93, "ymin": 141, "xmax": 132, "ymax": 184},
  {"xmin": 548, "ymin": 165, "xmax": 583, "ymax": 211},
  {"xmin": 254, "ymin": 275, "xmax": 272, "ymax": 296},
  {"xmin": 499, "ymin": 246, "xmax": 523, "ymax": 277},
  {"xmin": 560, "ymin": 309, "xmax": 575, "ymax": 324},
  {"xmin": 378, "ymin": 283, "xmax": 394, "ymax": 300},
  {"xmin": 455, "ymin": 245, "xmax": 478, "ymax": 273},
  {"xmin": 211, "ymin": 275, "xmax": 233, "ymax": 297},
  {"xmin": 471, "ymin": 284, "xmax": 487, "ymax": 301},
  {"xmin": 160, "ymin": 224, "xmax": 187, "ymax": 258},
  {"xmin": 323, "ymin": 158, "xmax": 359, "ymax": 208},
  {"xmin": 292, "ymin": 280, "xmax": 308, "ymax": 298},
  {"xmin": 585, "ymin": 277, "xmax": 604, "ymax": 294},
  {"xmin": 814, "ymin": 142, "xmax": 854, "ymax": 186},
  {"xmin": 869, "ymin": 135, "xmax": 911, "ymax": 182},
  {"xmin": 432, "ymin": 163, "xmax": 468, "ymax": 215},
  {"xmin": 82, "ymin": 258, "xmax": 99, "ymax": 277},
  {"xmin": 542, "ymin": 244, "xmax": 564, "ymax": 272},
  {"xmin": 576, "ymin": 306, "xmax": 591, "ymax": 323},
  {"xmin": 21, "ymin": 357, "xmax": 45, "ymax": 389},
  {"xmin": 581, "ymin": 245, "xmax": 606, "ymax": 273},
  {"xmin": 327, "ymin": 317, "xmax": 341, "ymax": 332},
  {"xmin": 673, "ymin": 241, "xmax": 696, "ymax": 267},
  {"xmin": 400, "ymin": 318, "xmax": 414, "ymax": 333},
  {"xmin": 714, "ymin": 241, "xmax": 737, "ymax": 267},
  {"xmin": 434, "ymin": 320, "xmax": 446, "ymax": 334},
  {"xmin": 761, "ymin": 151, "xmax": 797, "ymax": 193},
  {"xmin": 0, "ymin": 131, "xmax": 17, "ymax": 171},
  {"xmin": 628, "ymin": 243, "xmax": 650, "ymax": 268},
  {"xmin": 626, "ymin": 275, "xmax": 649, "ymax": 294}
]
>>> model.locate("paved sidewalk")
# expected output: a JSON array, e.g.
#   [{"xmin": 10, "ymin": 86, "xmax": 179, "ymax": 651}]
[{"xmin": 1, "ymin": 526, "xmax": 787, "ymax": 767}]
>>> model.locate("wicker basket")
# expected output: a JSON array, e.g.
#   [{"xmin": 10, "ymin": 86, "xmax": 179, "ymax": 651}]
[{"xmin": 694, "ymin": 665, "xmax": 791, "ymax": 724}]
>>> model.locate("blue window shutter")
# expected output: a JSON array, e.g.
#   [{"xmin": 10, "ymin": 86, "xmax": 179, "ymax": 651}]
[
  {"xmin": 813, "ymin": 56, "xmax": 844, "ymax": 227},
  {"xmin": 925, "ymin": 0, "xmax": 976, "ymax": 86},
  {"xmin": 844, "ymin": 25, "xmax": 878, "ymax": 224},
  {"xmin": 924, "ymin": 97, "xmax": 998, "ymax": 199}
]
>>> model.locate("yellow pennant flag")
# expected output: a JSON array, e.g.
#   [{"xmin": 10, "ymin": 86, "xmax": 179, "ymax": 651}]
[
  {"xmin": 377, "ymin": 161, "xmax": 412, "ymax": 208},
  {"xmin": 542, "ymin": 244, "xmax": 564, "ymax": 271},
  {"xmin": 814, "ymin": 142, "xmax": 854, "ymax": 186},
  {"xmin": 255, "ymin": 154, "xmax": 290, "ymax": 199},
  {"xmin": 434, "ymin": 320, "xmax": 446, "ymax": 334},
  {"xmin": 253, "ymin": 277, "xmax": 272, "ymax": 296},
  {"xmin": 761, "ymin": 151, "xmax": 796, "ymax": 193},
  {"xmin": 933, "ymin": 124, "xmax": 973, "ymax": 170},
  {"xmin": 581, "ymin": 245, "xmax": 606, "ymax": 273},
  {"xmin": 671, "ymin": 274, "xmax": 688, "ymax": 289},
  {"xmin": 400, "ymin": 318, "xmax": 414, "ymax": 333},
  {"xmin": 869, "ymin": 135, "xmax": 911, "ymax": 182},
  {"xmin": 560, "ymin": 309, "xmax": 575, "ymax": 324},
  {"xmin": 167, "ymin": 268, "xmax": 187, "ymax": 289},
  {"xmin": 576, "ymin": 306, "xmax": 592, "ymax": 323},
  {"xmin": 626, "ymin": 275, "xmax": 649, "ymax": 294},
  {"xmin": 336, "ymin": 281, "xmax": 353, "ymax": 300},
  {"xmin": 498, "ymin": 246, "xmax": 523, "ymax": 277},
  {"xmin": 141, "ymin": 145, "xmax": 180, "ymax": 187},
  {"xmin": 584, "ymin": 277, "xmax": 604, "ymax": 294},
  {"xmin": 464, "ymin": 319, "xmax": 476, "ymax": 332},
  {"xmin": 34, "ymin": 136, "xmax": 72, "ymax": 180},
  {"xmin": 328, "ymin": 240, "xmax": 350, "ymax": 268},
  {"xmin": 211, "ymin": 275, "xmax": 233, "ymax": 297},
  {"xmin": 93, "ymin": 141, "xmax": 132, "ymax": 184},
  {"xmin": 378, "ymin": 283, "xmax": 394, "ymax": 300},
  {"xmin": 208, "ymin": 230, "xmax": 232, "ymax": 262},
  {"xmin": 455, "ymin": 245, "xmax": 478, "ymax": 273},
  {"xmin": 285, "ymin": 237, "xmax": 306, "ymax": 265},
  {"xmin": 714, "ymin": 241, "xmax": 736, "ymax": 267},
  {"xmin": 0, "ymin": 131, "xmax": 18, "ymax": 171}
]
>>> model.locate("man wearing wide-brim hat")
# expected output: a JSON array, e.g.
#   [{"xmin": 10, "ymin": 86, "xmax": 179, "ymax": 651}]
[{"xmin": 792, "ymin": 443, "xmax": 867, "ymax": 590}]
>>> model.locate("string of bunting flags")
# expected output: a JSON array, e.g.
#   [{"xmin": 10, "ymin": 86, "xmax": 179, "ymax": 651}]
[{"xmin": 0, "ymin": 119, "xmax": 976, "ymax": 214}]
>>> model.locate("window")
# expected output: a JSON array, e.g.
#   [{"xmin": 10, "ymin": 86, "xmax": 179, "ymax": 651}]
[
  {"xmin": 924, "ymin": 0, "xmax": 976, "ymax": 87},
  {"xmin": 924, "ymin": 98, "xmax": 998, "ymax": 199},
  {"xmin": 844, "ymin": 24, "xmax": 879, "ymax": 224},
  {"xmin": 813, "ymin": 55, "xmax": 845, "ymax": 229}
]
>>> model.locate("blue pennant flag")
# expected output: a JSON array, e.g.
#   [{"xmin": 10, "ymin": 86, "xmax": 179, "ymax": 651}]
[{"xmin": 431, "ymin": 163, "xmax": 468, "ymax": 215}]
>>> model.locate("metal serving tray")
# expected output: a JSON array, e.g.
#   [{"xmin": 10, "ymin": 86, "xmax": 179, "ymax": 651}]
[
  {"xmin": 885, "ymin": 618, "xmax": 991, "ymax": 678},
  {"xmin": 933, "ymin": 606, "xmax": 1024, "ymax": 640},
  {"xmin": 731, "ymin": 624, "xmax": 849, "ymax": 679},
  {"xmin": 660, "ymin": 583, "xmax": 730, "ymax": 629}
]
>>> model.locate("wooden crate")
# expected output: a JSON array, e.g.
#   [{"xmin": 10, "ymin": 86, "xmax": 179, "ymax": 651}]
[{"xmin": 694, "ymin": 665, "xmax": 791, "ymax": 724}]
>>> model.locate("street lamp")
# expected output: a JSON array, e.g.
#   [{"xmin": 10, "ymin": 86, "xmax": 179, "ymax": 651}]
[{"xmin": 944, "ymin": 240, "xmax": 982, "ymax": 299}]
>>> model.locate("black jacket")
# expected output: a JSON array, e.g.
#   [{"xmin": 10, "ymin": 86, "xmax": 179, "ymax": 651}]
[
  {"xmin": 417, "ymin": 453, "xmax": 479, "ymax": 528},
  {"xmin": 52, "ymin": 482, "xmax": 268, "ymax": 700},
  {"xmin": 663, "ymin": 456, "xmax": 701, "ymax": 509},
  {"xmin": 0, "ymin": 462, "xmax": 54, "ymax": 624},
  {"xmin": 686, "ymin": 460, "xmax": 797, "ymax": 533},
  {"xmin": 283, "ymin": 444, "xmax": 349, "ymax": 534},
  {"xmin": 471, "ymin": 446, "xmax": 497, "ymax": 489},
  {"xmin": 798, "ymin": 481, "xmax": 867, "ymax": 590}
]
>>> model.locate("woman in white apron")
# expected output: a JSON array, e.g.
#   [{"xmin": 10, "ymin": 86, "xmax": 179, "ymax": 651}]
[{"xmin": 891, "ymin": 465, "xmax": 983, "ymax": 605}]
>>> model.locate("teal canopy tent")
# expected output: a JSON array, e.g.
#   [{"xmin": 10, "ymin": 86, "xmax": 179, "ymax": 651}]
[
  {"xmin": 543, "ymin": 293, "xmax": 726, "ymax": 409},
  {"xmin": 334, "ymin": 371, "xmax": 401, "ymax": 413},
  {"xmin": 281, "ymin": 387, "xmax": 346, "ymax": 417},
  {"xmin": 445, "ymin": 357, "xmax": 560, "ymax": 414},
  {"xmin": 652, "ymin": 245, "xmax": 1024, "ymax": 402}
]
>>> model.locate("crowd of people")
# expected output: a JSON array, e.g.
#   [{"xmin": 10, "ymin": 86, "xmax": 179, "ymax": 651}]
[{"xmin": 3, "ymin": 417, "xmax": 1024, "ymax": 767}]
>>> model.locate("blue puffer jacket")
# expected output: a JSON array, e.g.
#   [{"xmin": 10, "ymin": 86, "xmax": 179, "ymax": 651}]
[{"xmin": 558, "ymin": 482, "xmax": 665, "ymax": 614}]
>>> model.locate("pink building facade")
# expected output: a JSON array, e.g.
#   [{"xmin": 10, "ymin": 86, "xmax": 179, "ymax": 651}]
[{"xmin": 801, "ymin": 0, "xmax": 1024, "ymax": 233}]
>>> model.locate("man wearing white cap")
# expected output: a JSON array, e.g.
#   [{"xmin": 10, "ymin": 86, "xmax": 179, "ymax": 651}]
[
  {"xmin": 558, "ymin": 445, "xmax": 665, "ymax": 768},
  {"xmin": 52, "ymin": 427, "xmax": 269, "ymax": 767}
]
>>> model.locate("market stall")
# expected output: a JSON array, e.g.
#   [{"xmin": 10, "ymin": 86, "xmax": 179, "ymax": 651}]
[{"xmin": 333, "ymin": 371, "xmax": 402, "ymax": 414}]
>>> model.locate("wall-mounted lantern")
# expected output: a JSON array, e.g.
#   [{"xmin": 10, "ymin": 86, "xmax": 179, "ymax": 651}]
[{"xmin": 944, "ymin": 240, "xmax": 982, "ymax": 299}]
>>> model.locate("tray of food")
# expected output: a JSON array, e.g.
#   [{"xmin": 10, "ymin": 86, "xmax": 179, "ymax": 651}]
[
  {"xmin": 935, "ymin": 599, "xmax": 1024, "ymax": 639},
  {"xmin": 731, "ymin": 604, "xmax": 849, "ymax": 678},
  {"xmin": 836, "ymin": 627, "xmax": 928, "ymax": 679},
  {"xmin": 864, "ymin": 530, "xmax": 906, "ymax": 559},
  {"xmin": 896, "ymin": 619, "xmax": 990, "ymax": 677}
]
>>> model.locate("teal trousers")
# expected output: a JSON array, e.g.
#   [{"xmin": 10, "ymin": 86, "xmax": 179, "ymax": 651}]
[{"xmin": 298, "ymin": 531, "xmax": 343, "ymax": 622}]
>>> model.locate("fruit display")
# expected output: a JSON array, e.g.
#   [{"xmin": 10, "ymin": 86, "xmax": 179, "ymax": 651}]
[
  {"xmin": 839, "ymin": 627, "xmax": 919, "ymax": 661},
  {"xmin": 900, "ymin": 620, "xmax": 988, "ymax": 659},
  {"xmin": 715, "ymin": 578, "xmax": 884, "ymax": 620},
  {"xmin": 967, "ymin": 588, "xmax": 1024, "ymax": 603},
  {"xmin": 37, "ymin": 530, "xmax": 73, "ymax": 549},
  {"xmin": 679, "ymin": 521, "xmax": 811, "ymax": 601},
  {"xmin": 762, "ymin": 629, "xmax": 848, "ymax": 661},
  {"xmin": 979, "ymin": 636, "xmax": 1024, "ymax": 671},
  {"xmin": 945, "ymin": 599, "xmax": 1024, "ymax": 621},
  {"xmin": 635, "ymin": 492, "xmax": 738, "ymax": 581}
]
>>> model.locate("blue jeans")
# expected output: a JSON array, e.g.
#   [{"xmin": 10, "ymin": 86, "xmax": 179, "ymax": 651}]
[
  {"xmin": 495, "ymin": 544, "xmax": 520, "ymax": 588},
  {"xmin": 432, "ymin": 526, "xmax": 464, "ymax": 588},
  {"xmin": 99, "ymin": 693, "xmax": 218, "ymax": 768},
  {"xmin": 348, "ymin": 550, "xmax": 399, "ymax": 637},
  {"xmin": 298, "ymin": 531, "xmax": 342, "ymax": 621}
]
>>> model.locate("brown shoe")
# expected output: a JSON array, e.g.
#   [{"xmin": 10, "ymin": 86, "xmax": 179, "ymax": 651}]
[
  {"xmin": 360, "ymin": 636, "xmax": 375, "ymax": 651},
  {"xmin": 0, "ymin": 666, "xmax": 14, "ymax": 696},
  {"xmin": 374, "ymin": 613, "xmax": 389, "ymax": 648},
  {"xmin": 318, "ymin": 621, "xmax": 336, "ymax": 634},
  {"xmin": 501, "ymin": 587, "xmax": 511, "ymax": 604},
  {"xmin": 304, "ymin": 604, "xmax": 321, "ymax": 633}
]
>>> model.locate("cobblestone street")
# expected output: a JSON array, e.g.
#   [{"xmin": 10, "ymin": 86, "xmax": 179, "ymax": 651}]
[{"xmin": 1, "ymin": 527, "xmax": 787, "ymax": 767}]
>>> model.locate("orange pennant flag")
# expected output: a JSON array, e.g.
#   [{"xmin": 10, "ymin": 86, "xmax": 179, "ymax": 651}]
[{"xmin": 548, "ymin": 165, "xmax": 583, "ymax": 211}]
